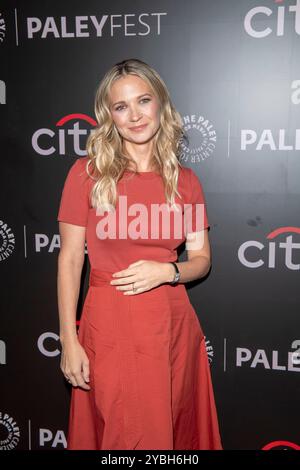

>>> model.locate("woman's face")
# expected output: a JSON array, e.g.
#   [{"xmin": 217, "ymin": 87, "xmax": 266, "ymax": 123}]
[{"xmin": 108, "ymin": 74, "xmax": 161, "ymax": 146}]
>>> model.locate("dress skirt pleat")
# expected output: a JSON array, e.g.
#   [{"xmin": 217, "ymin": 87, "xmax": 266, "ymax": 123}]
[{"xmin": 67, "ymin": 268, "xmax": 222, "ymax": 450}]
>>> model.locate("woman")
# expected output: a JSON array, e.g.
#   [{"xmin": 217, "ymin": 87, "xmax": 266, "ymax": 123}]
[{"xmin": 57, "ymin": 58, "xmax": 222, "ymax": 450}]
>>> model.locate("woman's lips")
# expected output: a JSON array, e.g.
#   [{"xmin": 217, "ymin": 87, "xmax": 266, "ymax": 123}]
[{"xmin": 129, "ymin": 124, "xmax": 148, "ymax": 132}]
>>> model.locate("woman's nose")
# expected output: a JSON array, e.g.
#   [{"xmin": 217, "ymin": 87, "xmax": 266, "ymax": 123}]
[{"xmin": 129, "ymin": 106, "xmax": 142, "ymax": 121}]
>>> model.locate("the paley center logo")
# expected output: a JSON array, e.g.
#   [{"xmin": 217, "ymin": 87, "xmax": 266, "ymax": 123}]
[
  {"xmin": 0, "ymin": 413, "xmax": 20, "ymax": 450},
  {"xmin": 0, "ymin": 220, "xmax": 16, "ymax": 262},
  {"xmin": 238, "ymin": 226, "xmax": 300, "ymax": 270},
  {"xmin": 180, "ymin": 114, "xmax": 217, "ymax": 163},
  {"xmin": 205, "ymin": 337, "xmax": 214, "ymax": 365},
  {"xmin": 0, "ymin": 12, "xmax": 6, "ymax": 43}
]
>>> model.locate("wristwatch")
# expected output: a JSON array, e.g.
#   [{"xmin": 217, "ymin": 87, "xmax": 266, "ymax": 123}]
[{"xmin": 169, "ymin": 262, "xmax": 181, "ymax": 284}]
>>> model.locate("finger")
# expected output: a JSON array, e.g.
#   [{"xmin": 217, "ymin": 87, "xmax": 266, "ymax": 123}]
[
  {"xmin": 112, "ymin": 265, "xmax": 139, "ymax": 278},
  {"xmin": 112, "ymin": 270, "xmax": 131, "ymax": 278},
  {"xmin": 111, "ymin": 276, "xmax": 137, "ymax": 286},
  {"xmin": 128, "ymin": 260, "xmax": 144, "ymax": 268},
  {"xmin": 125, "ymin": 280, "xmax": 149, "ymax": 295},
  {"xmin": 67, "ymin": 370, "xmax": 80, "ymax": 386},
  {"xmin": 67, "ymin": 376, "xmax": 75, "ymax": 386},
  {"xmin": 116, "ymin": 282, "xmax": 138, "ymax": 291},
  {"xmin": 78, "ymin": 380, "xmax": 91, "ymax": 390},
  {"xmin": 74, "ymin": 373, "xmax": 91, "ymax": 390},
  {"xmin": 82, "ymin": 362, "xmax": 90, "ymax": 384},
  {"xmin": 124, "ymin": 286, "xmax": 145, "ymax": 295}
]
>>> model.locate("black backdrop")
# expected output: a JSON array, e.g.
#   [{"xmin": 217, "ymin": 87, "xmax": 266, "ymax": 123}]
[{"xmin": 1, "ymin": 0, "xmax": 300, "ymax": 451}]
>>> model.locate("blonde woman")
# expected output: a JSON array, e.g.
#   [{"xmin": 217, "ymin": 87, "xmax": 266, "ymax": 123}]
[{"xmin": 57, "ymin": 58, "xmax": 222, "ymax": 450}]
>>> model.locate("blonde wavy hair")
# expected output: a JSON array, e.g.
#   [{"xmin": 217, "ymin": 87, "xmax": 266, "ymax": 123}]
[{"xmin": 84, "ymin": 58, "xmax": 185, "ymax": 212}]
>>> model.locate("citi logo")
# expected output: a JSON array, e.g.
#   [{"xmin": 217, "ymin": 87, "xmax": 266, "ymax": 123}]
[
  {"xmin": 32, "ymin": 113, "xmax": 96, "ymax": 156},
  {"xmin": 238, "ymin": 227, "xmax": 300, "ymax": 270},
  {"xmin": 38, "ymin": 332, "xmax": 60, "ymax": 357},
  {"xmin": 262, "ymin": 440, "xmax": 300, "ymax": 450},
  {"xmin": 244, "ymin": 0, "xmax": 300, "ymax": 38}
]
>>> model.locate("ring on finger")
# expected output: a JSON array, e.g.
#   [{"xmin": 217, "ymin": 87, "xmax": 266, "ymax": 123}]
[{"xmin": 132, "ymin": 282, "xmax": 137, "ymax": 292}]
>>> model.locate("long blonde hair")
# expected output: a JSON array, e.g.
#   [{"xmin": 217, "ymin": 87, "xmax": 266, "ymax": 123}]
[{"xmin": 85, "ymin": 58, "xmax": 185, "ymax": 211}]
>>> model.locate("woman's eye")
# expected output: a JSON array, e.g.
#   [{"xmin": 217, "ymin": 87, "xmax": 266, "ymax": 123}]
[{"xmin": 115, "ymin": 98, "xmax": 151, "ymax": 111}]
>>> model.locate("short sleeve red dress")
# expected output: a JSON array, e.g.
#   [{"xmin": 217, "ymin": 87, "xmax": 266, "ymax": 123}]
[{"xmin": 57, "ymin": 156, "xmax": 222, "ymax": 450}]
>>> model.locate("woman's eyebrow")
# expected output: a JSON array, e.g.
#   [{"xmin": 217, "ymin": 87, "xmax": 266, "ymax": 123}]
[{"xmin": 111, "ymin": 93, "xmax": 152, "ymax": 107}]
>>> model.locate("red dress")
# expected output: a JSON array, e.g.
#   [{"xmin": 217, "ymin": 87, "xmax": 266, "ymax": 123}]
[{"xmin": 57, "ymin": 156, "xmax": 222, "ymax": 450}]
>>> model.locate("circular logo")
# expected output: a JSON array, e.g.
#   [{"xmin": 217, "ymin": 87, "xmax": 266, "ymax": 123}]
[
  {"xmin": 0, "ymin": 12, "xmax": 6, "ymax": 43},
  {"xmin": 0, "ymin": 413, "xmax": 20, "ymax": 450},
  {"xmin": 0, "ymin": 220, "xmax": 15, "ymax": 262},
  {"xmin": 205, "ymin": 337, "xmax": 214, "ymax": 365},
  {"xmin": 179, "ymin": 114, "xmax": 216, "ymax": 163}
]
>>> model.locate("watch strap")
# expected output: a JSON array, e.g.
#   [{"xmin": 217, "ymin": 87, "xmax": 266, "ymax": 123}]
[{"xmin": 169, "ymin": 262, "xmax": 180, "ymax": 284}]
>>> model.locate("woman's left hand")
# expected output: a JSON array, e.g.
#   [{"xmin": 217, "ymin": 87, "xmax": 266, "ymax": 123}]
[{"xmin": 110, "ymin": 260, "xmax": 173, "ymax": 295}]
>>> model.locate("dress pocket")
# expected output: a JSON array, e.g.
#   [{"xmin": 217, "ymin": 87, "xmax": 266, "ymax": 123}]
[{"xmin": 84, "ymin": 320, "xmax": 116, "ymax": 369}]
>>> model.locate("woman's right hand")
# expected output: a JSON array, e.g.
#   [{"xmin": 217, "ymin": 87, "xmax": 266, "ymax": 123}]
[{"xmin": 60, "ymin": 337, "xmax": 91, "ymax": 390}]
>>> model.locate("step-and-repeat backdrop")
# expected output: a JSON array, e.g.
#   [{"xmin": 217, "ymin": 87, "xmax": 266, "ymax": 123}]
[{"xmin": 1, "ymin": 0, "xmax": 299, "ymax": 451}]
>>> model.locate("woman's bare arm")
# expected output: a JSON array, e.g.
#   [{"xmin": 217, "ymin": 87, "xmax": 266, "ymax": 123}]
[
  {"xmin": 57, "ymin": 222, "xmax": 86, "ymax": 344},
  {"xmin": 167, "ymin": 229, "xmax": 211, "ymax": 283},
  {"xmin": 57, "ymin": 222, "xmax": 90, "ymax": 390}
]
